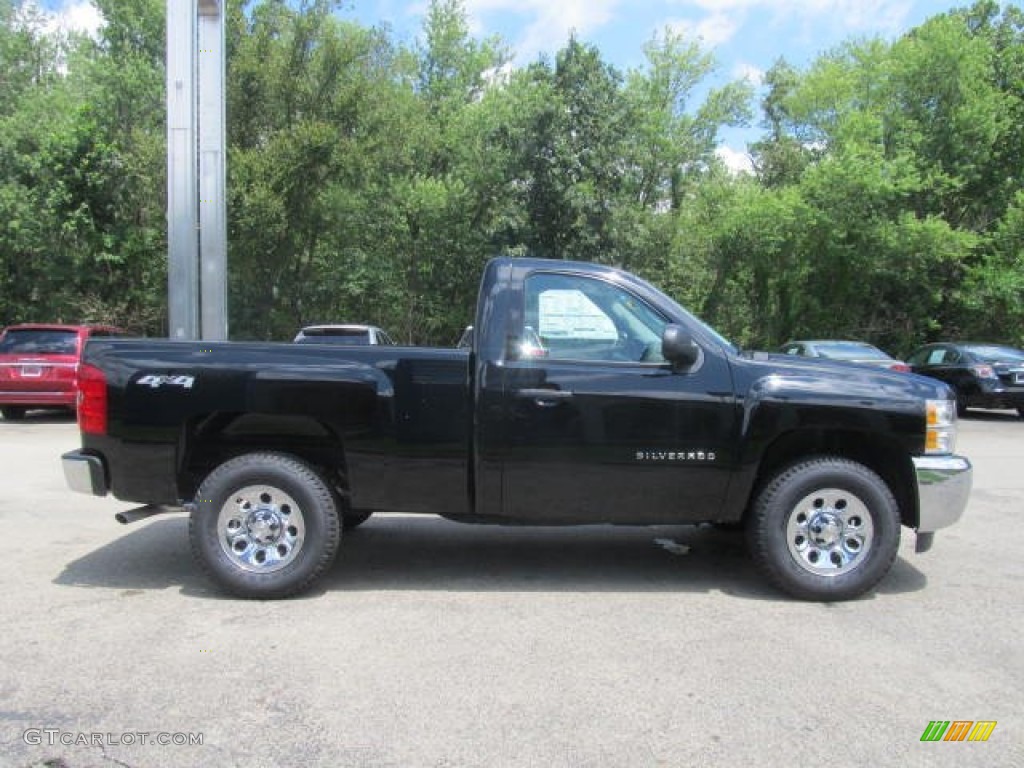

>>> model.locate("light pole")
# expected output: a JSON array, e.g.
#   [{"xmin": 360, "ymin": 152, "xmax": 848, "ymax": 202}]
[{"xmin": 167, "ymin": 0, "xmax": 227, "ymax": 340}]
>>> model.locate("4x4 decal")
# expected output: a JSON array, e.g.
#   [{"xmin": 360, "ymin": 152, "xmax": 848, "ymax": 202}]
[{"xmin": 135, "ymin": 374, "xmax": 195, "ymax": 389}]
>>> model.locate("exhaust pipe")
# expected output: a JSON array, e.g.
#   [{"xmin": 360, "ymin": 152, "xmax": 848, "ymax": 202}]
[{"xmin": 115, "ymin": 504, "xmax": 179, "ymax": 525}]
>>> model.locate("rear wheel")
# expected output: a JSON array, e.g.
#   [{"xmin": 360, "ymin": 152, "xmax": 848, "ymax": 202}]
[
  {"xmin": 747, "ymin": 457, "xmax": 901, "ymax": 601},
  {"xmin": 189, "ymin": 452, "xmax": 341, "ymax": 598},
  {"xmin": 1, "ymin": 406, "xmax": 26, "ymax": 421},
  {"xmin": 1017, "ymin": 407, "xmax": 1024, "ymax": 420}
]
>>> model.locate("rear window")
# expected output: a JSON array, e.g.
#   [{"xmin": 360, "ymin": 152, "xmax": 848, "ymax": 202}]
[
  {"xmin": 297, "ymin": 329, "xmax": 371, "ymax": 345},
  {"xmin": 0, "ymin": 329, "xmax": 79, "ymax": 355}
]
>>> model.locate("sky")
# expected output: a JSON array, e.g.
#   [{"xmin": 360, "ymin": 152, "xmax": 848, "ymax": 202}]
[{"xmin": 36, "ymin": 0, "xmax": 974, "ymax": 169}]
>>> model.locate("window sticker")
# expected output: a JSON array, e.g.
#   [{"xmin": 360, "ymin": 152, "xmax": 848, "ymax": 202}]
[{"xmin": 538, "ymin": 289, "xmax": 617, "ymax": 341}]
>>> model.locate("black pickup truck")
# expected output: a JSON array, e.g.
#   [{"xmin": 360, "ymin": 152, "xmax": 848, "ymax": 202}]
[{"xmin": 62, "ymin": 257, "xmax": 972, "ymax": 601}]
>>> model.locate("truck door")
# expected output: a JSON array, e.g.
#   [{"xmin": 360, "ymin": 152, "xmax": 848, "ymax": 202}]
[{"xmin": 494, "ymin": 269, "xmax": 738, "ymax": 525}]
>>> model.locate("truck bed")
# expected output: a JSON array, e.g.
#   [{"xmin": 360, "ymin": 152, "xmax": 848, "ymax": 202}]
[{"xmin": 79, "ymin": 339, "xmax": 472, "ymax": 514}]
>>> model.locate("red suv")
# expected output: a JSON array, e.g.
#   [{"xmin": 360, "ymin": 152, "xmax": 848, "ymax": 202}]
[{"xmin": 0, "ymin": 323, "xmax": 125, "ymax": 420}]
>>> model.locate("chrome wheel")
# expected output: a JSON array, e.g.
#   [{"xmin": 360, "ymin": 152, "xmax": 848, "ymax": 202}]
[
  {"xmin": 217, "ymin": 484, "xmax": 306, "ymax": 573},
  {"xmin": 749, "ymin": 458, "xmax": 899, "ymax": 601},
  {"xmin": 786, "ymin": 488, "xmax": 873, "ymax": 576}
]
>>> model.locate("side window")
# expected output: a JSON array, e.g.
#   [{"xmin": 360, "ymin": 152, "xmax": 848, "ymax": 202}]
[
  {"xmin": 906, "ymin": 349, "xmax": 929, "ymax": 367},
  {"xmin": 783, "ymin": 345, "xmax": 801, "ymax": 356},
  {"xmin": 926, "ymin": 349, "xmax": 947, "ymax": 365},
  {"xmin": 523, "ymin": 273, "xmax": 668, "ymax": 363}
]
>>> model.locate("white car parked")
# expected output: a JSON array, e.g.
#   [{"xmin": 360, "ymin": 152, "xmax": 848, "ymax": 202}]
[{"xmin": 293, "ymin": 324, "xmax": 396, "ymax": 346}]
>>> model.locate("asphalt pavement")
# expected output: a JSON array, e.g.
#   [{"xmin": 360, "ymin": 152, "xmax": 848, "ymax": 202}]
[{"xmin": 0, "ymin": 411, "xmax": 1021, "ymax": 767}]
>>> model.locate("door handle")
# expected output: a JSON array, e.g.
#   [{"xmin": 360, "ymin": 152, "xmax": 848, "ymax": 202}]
[{"xmin": 514, "ymin": 388, "xmax": 573, "ymax": 406}]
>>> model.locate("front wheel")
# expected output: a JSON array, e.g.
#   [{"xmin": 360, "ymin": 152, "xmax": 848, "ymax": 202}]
[
  {"xmin": 1, "ymin": 406, "xmax": 26, "ymax": 421},
  {"xmin": 747, "ymin": 458, "xmax": 901, "ymax": 601},
  {"xmin": 189, "ymin": 452, "xmax": 341, "ymax": 598}
]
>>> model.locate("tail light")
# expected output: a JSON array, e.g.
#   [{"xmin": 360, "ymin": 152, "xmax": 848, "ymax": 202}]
[
  {"xmin": 889, "ymin": 362, "xmax": 911, "ymax": 373},
  {"xmin": 77, "ymin": 363, "xmax": 108, "ymax": 435},
  {"xmin": 970, "ymin": 364, "xmax": 996, "ymax": 380}
]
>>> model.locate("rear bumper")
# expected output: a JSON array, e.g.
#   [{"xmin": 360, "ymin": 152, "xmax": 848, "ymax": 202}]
[
  {"xmin": 62, "ymin": 450, "xmax": 108, "ymax": 496},
  {"xmin": 0, "ymin": 391, "xmax": 76, "ymax": 407},
  {"xmin": 913, "ymin": 455, "xmax": 971, "ymax": 536}
]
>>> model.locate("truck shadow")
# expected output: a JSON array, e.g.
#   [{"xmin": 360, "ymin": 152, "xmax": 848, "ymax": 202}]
[
  {"xmin": 324, "ymin": 516, "xmax": 770, "ymax": 597},
  {"xmin": 54, "ymin": 517, "xmax": 203, "ymax": 593},
  {"xmin": 53, "ymin": 514, "xmax": 928, "ymax": 601}
]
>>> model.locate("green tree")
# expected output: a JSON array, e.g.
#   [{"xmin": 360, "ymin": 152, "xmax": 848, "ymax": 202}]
[
  {"xmin": 729, "ymin": 6, "xmax": 1019, "ymax": 351},
  {"xmin": 750, "ymin": 60, "xmax": 812, "ymax": 188},
  {"xmin": 0, "ymin": 0, "xmax": 166, "ymax": 331},
  {"xmin": 227, "ymin": 0, "xmax": 406, "ymax": 339},
  {"xmin": 509, "ymin": 38, "xmax": 630, "ymax": 261}
]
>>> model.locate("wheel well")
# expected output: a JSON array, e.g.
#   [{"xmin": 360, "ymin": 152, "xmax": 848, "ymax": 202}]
[
  {"xmin": 178, "ymin": 412, "xmax": 349, "ymax": 502},
  {"xmin": 751, "ymin": 429, "xmax": 918, "ymax": 528}
]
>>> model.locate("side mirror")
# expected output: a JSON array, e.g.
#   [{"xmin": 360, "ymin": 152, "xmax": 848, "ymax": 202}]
[{"xmin": 662, "ymin": 324, "xmax": 699, "ymax": 369}]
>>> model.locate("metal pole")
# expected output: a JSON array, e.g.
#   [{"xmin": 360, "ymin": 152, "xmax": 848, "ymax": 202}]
[
  {"xmin": 166, "ymin": 0, "xmax": 199, "ymax": 339},
  {"xmin": 198, "ymin": 0, "xmax": 228, "ymax": 340}
]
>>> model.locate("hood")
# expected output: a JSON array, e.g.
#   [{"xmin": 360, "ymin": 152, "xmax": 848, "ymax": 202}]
[{"xmin": 736, "ymin": 351, "xmax": 953, "ymax": 406}]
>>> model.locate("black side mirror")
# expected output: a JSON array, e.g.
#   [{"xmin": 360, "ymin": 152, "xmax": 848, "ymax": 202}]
[{"xmin": 662, "ymin": 324, "xmax": 699, "ymax": 369}]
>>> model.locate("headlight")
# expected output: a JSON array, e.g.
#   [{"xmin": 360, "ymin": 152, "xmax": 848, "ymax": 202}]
[{"xmin": 925, "ymin": 398, "xmax": 956, "ymax": 454}]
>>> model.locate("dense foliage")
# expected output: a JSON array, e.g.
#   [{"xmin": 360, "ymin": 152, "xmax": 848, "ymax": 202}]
[{"xmin": 1, "ymin": 0, "xmax": 1021, "ymax": 353}]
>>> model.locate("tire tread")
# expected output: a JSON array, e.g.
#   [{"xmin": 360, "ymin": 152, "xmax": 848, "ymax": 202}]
[
  {"xmin": 747, "ymin": 457, "xmax": 900, "ymax": 602},
  {"xmin": 189, "ymin": 451, "xmax": 341, "ymax": 599}
]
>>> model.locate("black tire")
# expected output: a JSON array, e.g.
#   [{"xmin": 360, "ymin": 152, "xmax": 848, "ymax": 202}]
[
  {"xmin": 189, "ymin": 452, "xmax": 341, "ymax": 599},
  {"xmin": 747, "ymin": 457, "xmax": 901, "ymax": 601},
  {"xmin": 343, "ymin": 510, "xmax": 373, "ymax": 531},
  {"xmin": 1017, "ymin": 406, "xmax": 1024, "ymax": 420},
  {"xmin": 1, "ymin": 406, "xmax": 26, "ymax": 421}
]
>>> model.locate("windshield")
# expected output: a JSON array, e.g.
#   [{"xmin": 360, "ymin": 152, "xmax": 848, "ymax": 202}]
[
  {"xmin": 964, "ymin": 345, "xmax": 1024, "ymax": 364},
  {"xmin": 626, "ymin": 273, "xmax": 739, "ymax": 354},
  {"xmin": 814, "ymin": 342, "xmax": 891, "ymax": 361},
  {"xmin": 0, "ymin": 329, "xmax": 78, "ymax": 355}
]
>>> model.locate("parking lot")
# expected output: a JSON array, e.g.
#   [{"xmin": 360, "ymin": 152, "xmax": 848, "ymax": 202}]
[{"xmin": 0, "ymin": 413, "xmax": 1021, "ymax": 768}]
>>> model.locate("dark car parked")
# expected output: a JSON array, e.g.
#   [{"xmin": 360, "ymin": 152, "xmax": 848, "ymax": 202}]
[
  {"xmin": 779, "ymin": 340, "xmax": 910, "ymax": 372},
  {"xmin": 906, "ymin": 342, "xmax": 1024, "ymax": 417}
]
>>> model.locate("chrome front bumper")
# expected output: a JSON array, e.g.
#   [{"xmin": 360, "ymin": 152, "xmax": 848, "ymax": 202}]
[
  {"xmin": 62, "ymin": 450, "xmax": 108, "ymax": 496},
  {"xmin": 913, "ymin": 454, "xmax": 972, "ymax": 552}
]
